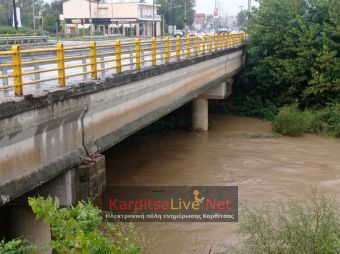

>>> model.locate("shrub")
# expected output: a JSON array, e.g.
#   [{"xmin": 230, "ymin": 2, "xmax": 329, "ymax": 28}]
[
  {"xmin": 0, "ymin": 239, "xmax": 36, "ymax": 254},
  {"xmin": 28, "ymin": 197, "xmax": 141, "ymax": 254},
  {"xmin": 272, "ymin": 105, "xmax": 312, "ymax": 136},
  {"xmin": 272, "ymin": 104, "xmax": 340, "ymax": 137},
  {"xmin": 236, "ymin": 96, "xmax": 279, "ymax": 121},
  {"xmin": 238, "ymin": 191, "xmax": 340, "ymax": 254},
  {"xmin": 309, "ymin": 104, "xmax": 340, "ymax": 137}
]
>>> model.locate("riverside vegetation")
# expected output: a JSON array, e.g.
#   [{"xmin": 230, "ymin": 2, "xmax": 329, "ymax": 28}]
[
  {"xmin": 234, "ymin": 0, "xmax": 339, "ymax": 137},
  {"xmin": 0, "ymin": 197, "xmax": 142, "ymax": 254}
]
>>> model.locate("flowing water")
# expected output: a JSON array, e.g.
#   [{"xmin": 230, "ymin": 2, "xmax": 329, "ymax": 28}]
[{"xmin": 104, "ymin": 115, "xmax": 340, "ymax": 254}]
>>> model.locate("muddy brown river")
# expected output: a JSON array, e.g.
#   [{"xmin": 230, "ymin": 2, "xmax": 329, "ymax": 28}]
[{"xmin": 105, "ymin": 115, "xmax": 340, "ymax": 254}]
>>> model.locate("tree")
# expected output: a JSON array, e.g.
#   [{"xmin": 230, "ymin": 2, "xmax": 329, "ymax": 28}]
[
  {"xmin": 239, "ymin": 0, "xmax": 340, "ymax": 108},
  {"xmin": 157, "ymin": 0, "xmax": 196, "ymax": 32},
  {"xmin": 236, "ymin": 10, "xmax": 246, "ymax": 29},
  {"xmin": 19, "ymin": 0, "xmax": 44, "ymax": 30},
  {"xmin": 41, "ymin": 0, "xmax": 63, "ymax": 33},
  {"xmin": 0, "ymin": 0, "xmax": 13, "ymax": 26}
]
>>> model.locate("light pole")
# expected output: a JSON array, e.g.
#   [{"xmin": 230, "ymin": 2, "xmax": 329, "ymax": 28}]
[
  {"xmin": 33, "ymin": 0, "xmax": 36, "ymax": 30},
  {"xmin": 89, "ymin": 0, "xmax": 93, "ymax": 37},
  {"xmin": 12, "ymin": 0, "xmax": 18, "ymax": 30},
  {"xmin": 162, "ymin": 5, "xmax": 180, "ymax": 36},
  {"xmin": 184, "ymin": 0, "xmax": 187, "ymax": 35},
  {"xmin": 152, "ymin": 0, "xmax": 155, "ymax": 37}
]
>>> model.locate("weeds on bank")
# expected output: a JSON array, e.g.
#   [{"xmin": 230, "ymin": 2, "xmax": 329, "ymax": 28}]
[{"xmin": 234, "ymin": 191, "xmax": 340, "ymax": 254}]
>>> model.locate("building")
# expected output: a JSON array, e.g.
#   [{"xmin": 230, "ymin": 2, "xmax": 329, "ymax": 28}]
[
  {"xmin": 61, "ymin": 0, "xmax": 161, "ymax": 37},
  {"xmin": 193, "ymin": 13, "xmax": 206, "ymax": 31}
]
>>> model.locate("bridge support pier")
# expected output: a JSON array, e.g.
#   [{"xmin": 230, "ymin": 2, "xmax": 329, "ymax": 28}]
[{"xmin": 192, "ymin": 98, "xmax": 209, "ymax": 131}]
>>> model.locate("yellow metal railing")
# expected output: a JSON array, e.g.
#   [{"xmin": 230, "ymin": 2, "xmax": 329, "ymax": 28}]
[{"xmin": 0, "ymin": 32, "xmax": 246, "ymax": 96}]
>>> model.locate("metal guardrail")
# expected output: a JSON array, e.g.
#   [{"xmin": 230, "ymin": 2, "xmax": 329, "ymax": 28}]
[
  {"xmin": 0, "ymin": 36, "xmax": 49, "ymax": 46},
  {"xmin": 0, "ymin": 33, "xmax": 246, "ymax": 97}
]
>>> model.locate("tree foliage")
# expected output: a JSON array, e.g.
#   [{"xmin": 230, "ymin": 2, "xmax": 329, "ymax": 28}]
[
  {"xmin": 157, "ymin": 0, "xmax": 196, "ymax": 31},
  {"xmin": 240, "ymin": 0, "xmax": 340, "ymax": 108},
  {"xmin": 0, "ymin": 0, "xmax": 61, "ymax": 33}
]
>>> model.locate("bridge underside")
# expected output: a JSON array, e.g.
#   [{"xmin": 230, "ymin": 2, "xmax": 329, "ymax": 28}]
[{"xmin": 0, "ymin": 47, "xmax": 244, "ymax": 204}]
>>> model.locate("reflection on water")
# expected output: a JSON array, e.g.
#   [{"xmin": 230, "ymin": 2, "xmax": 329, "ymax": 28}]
[{"xmin": 104, "ymin": 115, "xmax": 340, "ymax": 254}]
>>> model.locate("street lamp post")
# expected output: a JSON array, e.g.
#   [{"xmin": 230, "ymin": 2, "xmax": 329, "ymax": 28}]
[
  {"xmin": 184, "ymin": 0, "xmax": 187, "ymax": 35},
  {"xmin": 152, "ymin": 0, "xmax": 155, "ymax": 37},
  {"xmin": 12, "ymin": 0, "xmax": 18, "ymax": 30},
  {"xmin": 89, "ymin": 0, "xmax": 93, "ymax": 37},
  {"xmin": 33, "ymin": 0, "xmax": 36, "ymax": 30},
  {"xmin": 162, "ymin": 5, "xmax": 180, "ymax": 36}
]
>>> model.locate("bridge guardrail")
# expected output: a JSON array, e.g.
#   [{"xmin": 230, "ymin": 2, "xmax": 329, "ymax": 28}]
[{"xmin": 0, "ymin": 33, "xmax": 246, "ymax": 97}]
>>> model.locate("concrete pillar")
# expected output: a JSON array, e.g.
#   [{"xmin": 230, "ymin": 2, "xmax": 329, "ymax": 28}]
[
  {"xmin": 6, "ymin": 206, "xmax": 51, "ymax": 253},
  {"xmin": 192, "ymin": 98, "xmax": 209, "ymax": 131},
  {"xmin": 0, "ymin": 155, "xmax": 106, "ymax": 252}
]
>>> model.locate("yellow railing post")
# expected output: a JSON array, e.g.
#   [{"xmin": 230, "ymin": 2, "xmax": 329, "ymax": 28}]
[
  {"xmin": 164, "ymin": 36, "xmax": 170, "ymax": 64},
  {"xmin": 214, "ymin": 34, "xmax": 218, "ymax": 51},
  {"xmin": 223, "ymin": 33, "xmax": 227, "ymax": 49},
  {"xmin": 89, "ymin": 41, "xmax": 97, "ymax": 79},
  {"xmin": 209, "ymin": 34, "xmax": 213, "ymax": 52},
  {"xmin": 56, "ymin": 43, "xmax": 65, "ymax": 87},
  {"xmin": 135, "ymin": 38, "xmax": 141, "ymax": 70},
  {"xmin": 176, "ymin": 36, "xmax": 181, "ymax": 60},
  {"xmin": 12, "ymin": 45, "xmax": 23, "ymax": 96},
  {"xmin": 202, "ymin": 35, "xmax": 206, "ymax": 54},
  {"xmin": 219, "ymin": 33, "xmax": 222, "ymax": 50},
  {"xmin": 185, "ymin": 35, "xmax": 190, "ymax": 58},
  {"xmin": 194, "ymin": 34, "xmax": 199, "ymax": 56},
  {"xmin": 115, "ymin": 40, "xmax": 122, "ymax": 74},
  {"xmin": 151, "ymin": 37, "xmax": 156, "ymax": 66},
  {"xmin": 227, "ymin": 33, "xmax": 230, "ymax": 48}
]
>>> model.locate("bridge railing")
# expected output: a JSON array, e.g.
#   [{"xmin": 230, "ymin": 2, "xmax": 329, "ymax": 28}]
[{"xmin": 0, "ymin": 33, "xmax": 246, "ymax": 97}]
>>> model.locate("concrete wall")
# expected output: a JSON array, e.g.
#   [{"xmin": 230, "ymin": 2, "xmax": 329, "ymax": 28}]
[{"xmin": 0, "ymin": 47, "xmax": 244, "ymax": 205}]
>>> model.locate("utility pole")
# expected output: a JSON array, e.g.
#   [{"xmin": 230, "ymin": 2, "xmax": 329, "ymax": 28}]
[
  {"xmin": 12, "ymin": 0, "xmax": 18, "ymax": 30},
  {"xmin": 89, "ymin": 0, "xmax": 93, "ymax": 37},
  {"xmin": 171, "ymin": 0, "xmax": 175, "ymax": 36},
  {"xmin": 152, "ymin": 0, "xmax": 155, "ymax": 37},
  {"xmin": 33, "ymin": 0, "xmax": 36, "ymax": 30},
  {"xmin": 248, "ymin": 0, "xmax": 251, "ymax": 12},
  {"xmin": 184, "ymin": 0, "xmax": 187, "ymax": 35}
]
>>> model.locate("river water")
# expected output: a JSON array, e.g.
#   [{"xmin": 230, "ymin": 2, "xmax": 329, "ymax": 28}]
[{"xmin": 104, "ymin": 115, "xmax": 340, "ymax": 254}]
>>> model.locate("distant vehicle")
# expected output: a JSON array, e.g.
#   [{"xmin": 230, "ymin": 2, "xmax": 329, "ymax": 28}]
[
  {"xmin": 216, "ymin": 28, "xmax": 230, "ymax": 34},
  {"xmin": 173, "ymin": 30, "xmax": 184, "ymax": 37}
]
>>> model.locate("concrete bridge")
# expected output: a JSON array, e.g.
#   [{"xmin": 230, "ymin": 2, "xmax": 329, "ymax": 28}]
[{"xmin": 0, "ymin": 34, "xmax": 245, "ymax": 244}]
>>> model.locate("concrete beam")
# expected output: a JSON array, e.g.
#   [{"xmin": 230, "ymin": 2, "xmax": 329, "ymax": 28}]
[{"xmin": 200, "ymin": 79, "xmax": 233, "ymax": 99}]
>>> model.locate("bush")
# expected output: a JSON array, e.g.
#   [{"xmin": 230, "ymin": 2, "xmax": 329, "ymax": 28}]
[
  {"xmin": 28, "ymin": 197, "xmax": 141, "ymax": 254},
  {"xmin": 272, "ymin": 104, "xmax": 340, "ymax": 137},
  {"xmin": 272, "ymin": 105, "xmax": 312, "ymax": 136},
  {"xmin": 309, "ymin": 104, "xmax": 340, "ymax": 137},
  {"xmin": 0, "ymin": 239, "xmax": 36, "ymax": 254},
  {"xmin": 236, "ymin": 96, "xmax": 279, "ymax": 121},
  {"xmin": 237, "ymin": 191, "xmax": 340, "ymax": 254},
  {"xmin": 0, "ymin": 26, "xmax": 49, "ymax": 36}
]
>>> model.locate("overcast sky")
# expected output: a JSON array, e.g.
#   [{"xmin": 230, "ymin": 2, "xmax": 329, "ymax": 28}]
[
  {"xmin": 196, "ymin": 0, "xmax": 254, "ymax": 16},
  {"xmin": 46, "ymin": 0, "xmax": 256, "ymax": 16}
]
